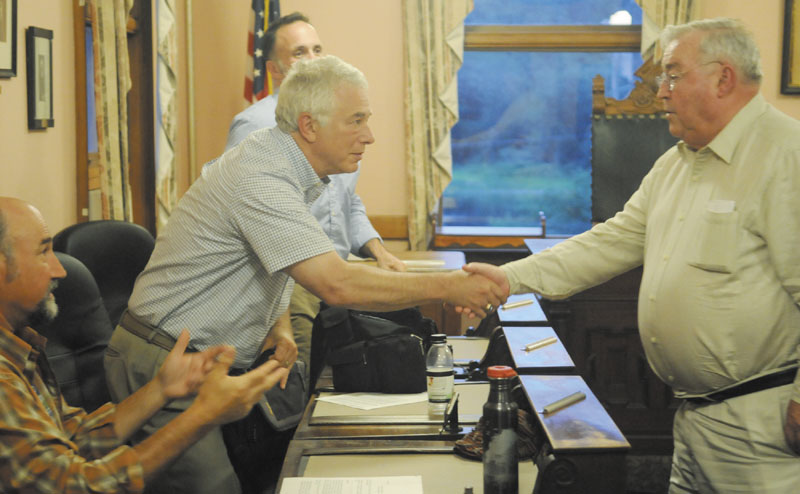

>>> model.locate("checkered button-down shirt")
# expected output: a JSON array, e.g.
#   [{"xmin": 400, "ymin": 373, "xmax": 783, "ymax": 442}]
[
  {"xmin": 129, "ymin": 128, "xmax": 334, "ymax": 368},
  {"xmin": 0, "ymin": 317, "xmax": 144, "ymax": 493}
]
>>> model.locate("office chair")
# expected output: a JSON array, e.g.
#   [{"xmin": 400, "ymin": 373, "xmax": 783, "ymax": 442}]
[
  {"xmin": 53, "ymin": 220, "xmax": 155, "ymax": 327},
  {"xmin": 32, "ymin": 252, "xmax": 114, "ymax": 412}
]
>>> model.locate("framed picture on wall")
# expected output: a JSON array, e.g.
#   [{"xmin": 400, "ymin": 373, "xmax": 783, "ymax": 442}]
[
  {"xmin": 0, "ymin": 0, "xmax": 17, "ymax": 78},
  {"xmin": 26, "ymin": 26, "xmax": 54, "ymax": 129},
  {"xmin": 782, "ymin": 0, "xmax": 800, "ymax": 94}
]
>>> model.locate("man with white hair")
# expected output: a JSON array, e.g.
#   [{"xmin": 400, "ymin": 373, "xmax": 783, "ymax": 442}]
[
  {"xmin": 225, "ymin": 12, "xmax": 405, "ymax": 380},
  {"xmin": 107, "ymin": 55, "xmax": 506, "ymax": 494},
  {"xmin": 464, "ymin": 18, "xmax": 800, "ymax": 493}
]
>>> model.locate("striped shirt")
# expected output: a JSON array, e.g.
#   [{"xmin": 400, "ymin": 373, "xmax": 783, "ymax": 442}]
[
  {"xmin": 129, "ymin": 128, "xmax": 334, "ymax": 368},
  {"xmin": 0, "ymin": 317, "xmax": 144, "ymax": 493}
]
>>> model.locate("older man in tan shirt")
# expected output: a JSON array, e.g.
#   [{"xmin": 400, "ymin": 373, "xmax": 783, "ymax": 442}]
[{"xmin": 466, "ymin": 18, "xmax": 800, "ymax": 494}]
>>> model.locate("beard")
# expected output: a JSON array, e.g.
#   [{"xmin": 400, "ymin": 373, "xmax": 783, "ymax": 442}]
[{"xmin": 27, "ymin": 282, "xmax": 59, "ymax": 327}]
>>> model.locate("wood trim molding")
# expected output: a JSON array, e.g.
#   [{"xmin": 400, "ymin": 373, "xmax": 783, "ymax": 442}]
[
  {"xmin": 465, "ymin": 25, "xmax": 641, "ymax": 52},
  {"xmin": 368, "ymin": 215, "xmax": 408, "ymax": 240}
]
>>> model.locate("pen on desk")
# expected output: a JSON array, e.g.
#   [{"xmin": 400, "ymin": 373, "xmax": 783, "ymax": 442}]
[
  {"xmin": 523, "ymin": 336, "xmax": 558, "ymax": 352},
  {"xmin": 541, "ymin": 391, "xmax": 586, "ymax": 414},
  {"xmin": 501, "ymin": 299, "xmax": 534, "ymax": 310}
]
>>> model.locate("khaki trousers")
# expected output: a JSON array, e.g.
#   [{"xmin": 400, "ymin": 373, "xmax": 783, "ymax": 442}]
[
  {"xmin": 669, "ymin": 383, "xmax": 800, "ymax": 493},
  {"xmin": 104, "ymin": 325, "xmax": 242, "ymax": 494}
]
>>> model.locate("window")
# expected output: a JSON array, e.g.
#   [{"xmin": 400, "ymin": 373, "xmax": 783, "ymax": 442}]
[{"xmin": 441, "ymin": 0, "xmax": 642, "ymax": 238}]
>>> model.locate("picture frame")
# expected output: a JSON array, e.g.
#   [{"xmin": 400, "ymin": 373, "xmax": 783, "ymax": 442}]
[
  {"xmin": 0, "ymin": 0, "xmax": 16, "ymax": 78},
  {"xmin": 26, "ymin": 26, "xmax": 53, "ymax": 129},
  {"xmin": 782, "ymin": 0, "xmax": 800, "ymax": 94}
]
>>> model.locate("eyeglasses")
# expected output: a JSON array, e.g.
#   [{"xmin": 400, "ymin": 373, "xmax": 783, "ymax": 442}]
[{"xmin": 656, "ymin": 61, "xmax": 722, "ymax": 92}]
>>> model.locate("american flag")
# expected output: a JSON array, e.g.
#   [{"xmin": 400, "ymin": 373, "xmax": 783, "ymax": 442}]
[{"xmin": 244, "ymin": 0, "xmax": 281, "ymax": 103}]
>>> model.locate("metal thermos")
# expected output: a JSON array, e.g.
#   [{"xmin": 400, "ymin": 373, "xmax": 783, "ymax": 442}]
[{"xmin": 483, "ymin": 365, "xmax": 518, "ymax": 494}]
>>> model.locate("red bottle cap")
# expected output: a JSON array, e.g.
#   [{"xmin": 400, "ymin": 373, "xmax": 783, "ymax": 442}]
[{"xmin": 487, "ymin": 365, "xmax": 517, "ymax": 378}]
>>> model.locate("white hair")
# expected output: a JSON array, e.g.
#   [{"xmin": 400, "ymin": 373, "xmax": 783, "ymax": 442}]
[
  {"xmin": 275, "ymin": 55, "xmax": 368, "ymax": 133},
  {"xmin": 661, "ymin": 17, "xmax": 762, "ymax": 84}
]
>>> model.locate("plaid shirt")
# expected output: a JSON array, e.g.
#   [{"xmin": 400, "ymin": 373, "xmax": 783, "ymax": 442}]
[{"xmin": 0, "ymin": 316, "xmax": 144, "ymax": 493}]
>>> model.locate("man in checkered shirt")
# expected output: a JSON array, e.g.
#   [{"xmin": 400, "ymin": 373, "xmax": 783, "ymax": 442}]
[
  {"xmin": 0, "ymin": 197, "xmax": 289, "ymax": 493},
  {"xmin": 106, "ymin": 55, "xmax": 507, "ymax": 494}
]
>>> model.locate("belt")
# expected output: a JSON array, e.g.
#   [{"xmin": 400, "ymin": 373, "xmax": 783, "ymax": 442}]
[
  {"xmin": 685, "ymin": 367, "xmax": 797, "ymax": 404},
  {"xmin": 118, "ymin": 310, "xmax": 177, "ymax": 352}
]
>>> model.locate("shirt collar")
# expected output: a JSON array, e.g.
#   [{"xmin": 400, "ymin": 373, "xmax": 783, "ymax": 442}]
[
  {"xmin": 0, "ymin": 314, "xmax": 47, "ymax": 379},
  {"xmin": 269, "ymin": 127, "xmax": 329, "ymax": 190},
  {"xmin": 680, "ymin": 93, "xmax": 767, "ymax": 164}
]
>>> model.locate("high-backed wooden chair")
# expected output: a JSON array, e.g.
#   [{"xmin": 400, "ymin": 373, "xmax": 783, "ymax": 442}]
[{"xmin": 591, "ymin": 57, "xmax": 678, "ymax": 222}]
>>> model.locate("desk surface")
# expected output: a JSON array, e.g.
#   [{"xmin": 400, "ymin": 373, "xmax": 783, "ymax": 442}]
[
  {"xmin": 523, "ymin": 237, "xmax": 567, "ymax": 255},
  {"xmin": 278, "ymin": 439, "xmax": 538, "ymax": 494},
  {"xmin": 354, "ymin": 250, "xmax": 465, "ymax": 272},
  {"xmin": 519, "ymin": 375, "xmax": 629, "ymax": 452},
  {"xmin": 497, "ymin": 294, "xmax": 548, "ymax": 325}
]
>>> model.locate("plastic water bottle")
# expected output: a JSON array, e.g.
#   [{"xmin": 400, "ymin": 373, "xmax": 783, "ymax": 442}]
[
  {"xmin": 426, "ymin": 333, "xmax": 454, "ymax": 412},
  {"xmin": 483, "ymin": 365, "xmax": 519, "ymax": 494}
]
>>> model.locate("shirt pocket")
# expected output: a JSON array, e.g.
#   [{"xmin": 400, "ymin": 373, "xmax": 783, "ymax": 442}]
[{"xmin": 688, "ymin": 208, "xmax": 738, "ymax": 274}]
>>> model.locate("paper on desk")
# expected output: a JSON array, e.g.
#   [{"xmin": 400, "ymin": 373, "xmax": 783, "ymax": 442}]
[
  {"xmin": 316, "ymin": 392, "xmax": 428, "ymax": 410},
  {"xmin": 280, "ymin": 476, "xmax": 423, "ymax": 494}
]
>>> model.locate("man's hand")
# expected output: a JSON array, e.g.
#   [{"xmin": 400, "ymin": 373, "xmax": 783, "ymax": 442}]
[
  {"xmin": 453, "ymin": 263, "xmax": 511, "ymax": 318},
  {"xmin": 362, "ymin": 238, "xmax": 407, "ymax": 272},
  {"xmin": 192, "ymin": 348, "xmax": 289, "ymax": 426},
  {"xmin": 443, "ymin": 270, "xmax": 507, "ymax": 318},
  {"xmin": 156, "ymin": 329, "xmax": 227, "ymax": 401},
  {"xmin": 260, "ymin": 310, "xmax": 298, "ymax": 389},
  {"xmin": 784, "ymin": 398, "xmax": 800, "ymax": 455},
  {"xmin": 375, "ymin": 252, "xmax": 407, "ymax": 272}
]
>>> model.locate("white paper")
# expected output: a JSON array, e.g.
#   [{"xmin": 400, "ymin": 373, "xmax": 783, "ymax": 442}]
[
  {"xmin": 315, "ymin": 392, "xmax": 428, "ymax": 410},
  {"xmin": 280, "ymin": 476, "xmax": 423, "ymax": 494}
]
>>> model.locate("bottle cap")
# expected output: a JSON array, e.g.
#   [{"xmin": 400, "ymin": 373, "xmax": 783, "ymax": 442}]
[
  {"xmin": 487, "ymin": 365, "xmax": 517, "ymax": 378},
  {"xmin": 430, "ymin": 333, "xmax": 447, "ymax": 344}
]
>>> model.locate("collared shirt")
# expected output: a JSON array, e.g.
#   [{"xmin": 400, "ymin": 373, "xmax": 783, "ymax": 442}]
[
  {"xmin": 129, "ymin": 128, "xmax": 334, "ymax": 368},
  {"xmin": 225, "ymin": 93, "xmax": 380, "ymax": 259},
  {"xmin": 502, "ymin": 94, "xmax": 800, "ymax": 401},
  {"xmin": 0, "ymin": 316, "xmax": 144, "ymax": 493}
]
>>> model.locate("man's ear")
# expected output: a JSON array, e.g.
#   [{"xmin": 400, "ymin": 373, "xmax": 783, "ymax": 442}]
[
  {"xmin": 717, "ymin": 64, "xmax": 737, "ymax": 97},
  {"xmin": 265, "ymin": 60, "xmax": 282, "ymax": 82},
  {"xmin": 297, "ymin": 113, "xmax": 318, "ymax": 143}
]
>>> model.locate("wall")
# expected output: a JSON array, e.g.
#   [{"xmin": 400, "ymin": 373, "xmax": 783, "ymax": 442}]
[
  {"xmin": 699, "ymin": 0, "xmax": 800, "ymax": 118},
  {"xmin": 0, "ymin": 1, "xmax": 76, "ymax": 232}
]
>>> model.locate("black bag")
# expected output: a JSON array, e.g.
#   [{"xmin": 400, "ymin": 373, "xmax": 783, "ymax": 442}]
[{"xmin": 312, "ymin": 306, "xmax": 436, "ymax": 393}]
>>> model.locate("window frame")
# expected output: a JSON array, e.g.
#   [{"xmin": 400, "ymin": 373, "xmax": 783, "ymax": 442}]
[{"xmin": 434, "ymin": 23, "xmax": 641, "ymax": 250}]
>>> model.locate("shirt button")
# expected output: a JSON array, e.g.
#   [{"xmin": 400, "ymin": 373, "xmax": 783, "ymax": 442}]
[
  {"xmin": 663, "ymin": 255, "xmax": 669, "ymax": 261},
  {"xmin": 649, "ymin": 295, "xmax": 656, "ymax": 301},
  {"xmin": 678, "ymin": 216, "xmax": 684, "ymax": 221},
  {"xmin": 650, "ymin": 337, "xmax": 657, "ymax": 343},
  {"xmin": 331, "ymin": 211, "xmax": 337, "ymax": 217},
  {"xmin": 668, "ymin": 375, "xmax": 675, "ymax": 382}
]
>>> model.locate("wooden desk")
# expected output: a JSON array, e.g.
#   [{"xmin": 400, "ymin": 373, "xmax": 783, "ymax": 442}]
[
  {"xmin": 519, "ymin": 375, "xmax": 629, "ymax": 494},
  {"xmin": 524, "ymin": 238, "xmax": 677, "ymax": 454},
  {"xmin": 294, "ymin": 382, "xmax": 488, "ymax": 440},
  {"xmin": 277, "ymin": 439, "xmax": 538, "ymax": 494},
  {"xmin": 496, "ymin": 294, "xmax": 549, "ymax": 326}
]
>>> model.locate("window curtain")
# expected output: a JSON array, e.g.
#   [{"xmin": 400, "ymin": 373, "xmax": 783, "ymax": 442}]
[
  {"xmin": 636, "ymin": 0, "xmax": 697, "ymax": 60},
  {"xmin": 88, "ymin": 0, "xmax": 134, "ymax": 221},
  {"xmin": 402, "ymin": 0, "xmax": 473, "ymax": 251},
  {"xmin": 156, "ymin": 0, "xmax": 178, "ymax": 230}
]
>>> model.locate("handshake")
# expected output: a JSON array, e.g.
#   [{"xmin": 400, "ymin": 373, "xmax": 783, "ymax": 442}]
[{"xmin": 448, "ymin": 262, "xmax": 511, "ymax": 319}]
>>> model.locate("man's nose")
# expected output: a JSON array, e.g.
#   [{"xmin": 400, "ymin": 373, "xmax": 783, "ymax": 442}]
[
  {"xmin": 49, "ymin": 252, "xmax": 66, "ymax": 280},
  {"xmin": 362, "ymin": 125, "xmax": 375, "ymax": 144}
]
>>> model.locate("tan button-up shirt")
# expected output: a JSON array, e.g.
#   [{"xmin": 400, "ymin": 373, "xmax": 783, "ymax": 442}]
[{"xmin": 502, "ymin": 94, "xmax": 800, "ymax": 401}]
